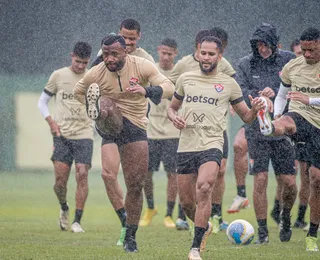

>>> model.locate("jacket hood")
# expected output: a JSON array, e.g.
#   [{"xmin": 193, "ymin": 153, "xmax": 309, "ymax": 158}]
[{"xmin": 250, "ymin": 23, "xmax": 279, "ymax": 58}]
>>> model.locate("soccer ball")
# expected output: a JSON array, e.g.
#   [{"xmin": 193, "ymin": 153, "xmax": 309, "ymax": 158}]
[{"xmin": 226, "ymin": 219, "xmax": 254, "ymax": 245}]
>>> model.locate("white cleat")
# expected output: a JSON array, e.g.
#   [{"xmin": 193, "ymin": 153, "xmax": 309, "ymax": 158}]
[
  {"xmin": 257, "ymin": 97, "xmax": 273, "ymax": 136},
  {"xmin": 59, "ymin": 208, "xmax": 69, "ymax": 231},
  {"xmin": 86, "ymin": 83, "xmax": 101, "ymax": 120},
  {"xmin": 71, "ymin": 222, "xmax": 85, "ymax": 233},
  {"xmin": 227, "ymin": 195, "xmax": 250, "ymax": 213},
  {"xmin": 188, "ymin": 248, "xmax": 202, "ymax": 260}
]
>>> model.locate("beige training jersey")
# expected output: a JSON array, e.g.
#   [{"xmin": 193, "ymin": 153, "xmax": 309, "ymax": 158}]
[
  {"xmin": 175, "ymin": 70, "xmax": 243, "ymax": 153},
  {"xmin": 44, "ymin": 67, "xmax": 94, "ymax": 140},
  {"xmin": 74, "ymin": 55, "xmax": 175, "ymax": 130},
  {"xmin": 169, "ymin": 54, "xmax": 236, "ymax": 84},
  {"xmin": 147, "ymin": 63, "xmax": 180, "ymax": 139},
  {"xmin": 281, "ymin": 56, "xmax": 320, "ymax": 129},
  {"xmin": 97, "ymin": 47, "xmax": 155, "ymax": 63}
]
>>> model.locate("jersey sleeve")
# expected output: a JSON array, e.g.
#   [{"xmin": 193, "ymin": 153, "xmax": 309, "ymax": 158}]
[
  {"xmin": 174, "ymin": 73, "xmax": 185, "ymax": 100},
  {"xmin": 168, "ymin": 59, "xmax": 185, "ymax": 84},
  {"xmin": 229, "ymin": 79, "xmax": 244, "ymax": 105},
  {"xmin": 280, "ymin": 63, "xmax": 292, "ymax": 87},
  {"xmin": 142, "ymin": 59, "xmax": 175, "ymax": 99},
  {"xmin": 219, "ymin": 57, "xmax": 236, "ymax": 77},
  {"xmin": 44, "ymin": 70, "xmax": 59, "ymax": 96}
]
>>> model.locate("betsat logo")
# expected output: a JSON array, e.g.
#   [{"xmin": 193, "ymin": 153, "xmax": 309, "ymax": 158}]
[
  {"xmin": 296, "ymin": 86, "xmax": 320, "ymax": 93},
  {"xmin": 62, "ymin": 92, "xmax": 74, "ymax": 99},
  {"xmin": 186, "ymin": 94, "xmax": 219, "ymax": 106}
]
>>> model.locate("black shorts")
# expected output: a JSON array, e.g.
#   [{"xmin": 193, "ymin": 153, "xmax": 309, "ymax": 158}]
[
  {"xmin": 286, "ymin": 112, "xmax": 320, "ymax": 169},
  {"xmin": 98, "ymin": 117, "xmax": 147, "ymax": 147},
  {"xmin": 176, "ymin": 148, "xmax": 223, "ymax": 174},
  {"xmin": 222, "ymin": 130, "xmax": 228, "ymax": 159},
  {"xmin": 51, "ymin": 136, "xmax": 93, "ymax": 167},
  {"xmin": 295, "ymin": 142, "xmax": 310, "ymax": 162},
  {"xmin": 148, "ymin": 138, "xmax": 179, "ymax": 172},
  {"xmin": 247, "ymin": 138, "xmax": 296, "ymax": 175}
]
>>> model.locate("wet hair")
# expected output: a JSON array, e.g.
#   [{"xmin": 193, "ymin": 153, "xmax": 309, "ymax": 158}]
[
  {"xmin": 290, "ymin": 39, "xmax": 300, "ymax": 52},
  {"xmin": 102, "ymin": 34, "xmax": 126, "ymax": 48},
  {"xmin": 160, "ymin": 38, "xmax": 178, "ymax": 49},
  {"xmin": 120, "ymin": 19, "xmax": 141, "ymax": 34},
  {"xmin": 195, "ymin": 29, "xmax": 212, "ymax": 48},
  {"xmin": 300, "ymin": 27, "xmax": 320, "ymax": 41},
  {"xmin": 200, "ymin": 36, "xmax": 223, "ymax": 53},
  {"xmin": 210, "ymin": 27, "xmax": 228, "ymax": 48},
  {"xmin": 73, "ymin": 42, "xmax": 92, "ymax": 58},
  {"xmin": 100, "ymin": 33, "xmax": 117, "ymax": 46}
]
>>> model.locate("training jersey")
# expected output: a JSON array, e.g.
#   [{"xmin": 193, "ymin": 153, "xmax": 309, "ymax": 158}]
[
  {"xmin": 44, "ymin": 67, "xmax": 94, "ymax": 140},
  {"xmin": 97, "ymin": 47, "xmax": 155, "ymax": 63},
  {"xmin": 281, "ymin": 56, "xmax": 320, "ymax": 129},
  {"xmin": 175, "ymin": 70, "xmax": 243, "ymax": 153},
  {"xmin": 169, "ymin": 54, "xmax": 236, "ymax": 84},
  {"xmin": 147, "ymin": 64, "xmax": 179, "ymax": 139},
  {"xmin": 74, "ymin": 55, "xmax": 174, "ymax": 130}
]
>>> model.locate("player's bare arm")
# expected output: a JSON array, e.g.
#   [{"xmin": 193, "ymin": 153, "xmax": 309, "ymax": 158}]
[
  {"xmin": 167, "ymin": 96, "xmax": 186, "ymax": 130},
  {"xmin": 45, "ymin": 116, "xmax": 61, "ymax": 137}
]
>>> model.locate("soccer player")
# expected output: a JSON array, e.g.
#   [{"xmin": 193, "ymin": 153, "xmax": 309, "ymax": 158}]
[
  {"xmin": 139, "ymin": 38, "xmax": 179, "ymax": 228},
  {"xmin": 37, "ymin": 42, "xmax": 93, "ymax": 233},
  {"xmin": 236, "ymin": 23, "xmax": 297, "ymax": 244},
  {"xmin": 168, "ymin": 36, "xmax": 267, "ymax": 260},
  {"xmin": 92, "ymin": 18, "xmax": 154, "ymax": 67},
  {"xmin": 169, "ymin": 28, "xmax": 235, "ymax": 232},
  {"xmin": 73, "ymin": 34, "xmax": 174, "ymax": 252},
  {"xmin": 258, "ymin": 27, "xmax": 320, "ymax": 251},
  {"xmin": 91, "ymin": 19, "xmax": 154, "ymax": 246}
]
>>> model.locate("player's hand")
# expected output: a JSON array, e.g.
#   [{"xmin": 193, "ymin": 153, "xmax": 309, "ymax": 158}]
[
  {"xmin": 49, "ymin": 121, "xmax": 61, "ymax": 137},
  {"xmin": 126, "ymin": 83, "xmax": 146, "ymax": 96},
  {"xmin": 259, "ymin": 87, "xmax": 275, "ymax": 98},
  {"xmin": 172, "ymin": 115, "xmax": 186, "ymax": 130},
  {"xmin": 287, "ymin": 91, "xmax": 309, "ymax": 105},
  {"xmin": 249, "ymin": 95, "xmax": 265, "ymax": 113}
]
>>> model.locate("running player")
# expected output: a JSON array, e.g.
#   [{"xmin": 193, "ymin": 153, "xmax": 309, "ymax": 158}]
[{"xmin": 37, "ymin": 42, "xmax": 93, "ymax": 233}]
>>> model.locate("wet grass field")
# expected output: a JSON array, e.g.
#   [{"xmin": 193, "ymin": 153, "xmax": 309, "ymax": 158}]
[{"xmin": 0, "ymin": 170, "xmax": 318, "ymax": 260}]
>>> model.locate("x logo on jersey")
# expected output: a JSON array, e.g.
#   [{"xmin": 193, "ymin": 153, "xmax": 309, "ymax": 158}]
[
  {"xmin": 70, "ymin": 107, "xmax": 81, "ymax": 115},
  {"xmin": 193, "ymin": 113, "xmax": 205, "ymax": 122}
]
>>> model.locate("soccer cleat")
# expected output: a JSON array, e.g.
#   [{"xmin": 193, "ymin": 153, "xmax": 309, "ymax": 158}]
[
  {"xmin": 255, "ymin": 226, "xmax": 269, "ymax": 244},
  {"xmin": 188, "ymin": 219, "xmax": 195, "ymax": 237},
  {"xmin": 188, "ymin": 248, "xmax": 202, "ymax": 260},
  {"xmin": 176, "ymin": 218, "xmax": 189, "ymax": 230},
  {"xmin": 279, "ymin": 211, "xmax": 292, "ymax": 242},
  {"xmin": 86, "ymin": 83, "xmax": 101, "ymax": 120},
  {"xmin": 211, "ymin": 215, "xmax": 221, "ymax": 234},
  {"xmin": 164, "ymin": 216, "xmax": 176, "ymax": 228},
  {"xmin": 71, "ymin": 222, "xmax": 85, "ymax": 233},
  {"xmin": 123, "ymin": 236, "xmax": 138, "ymax": 253},
  {"xmin": 294, "ymin": 220, "xmax": 308, "ymax": 229},
  {"xmin": 200, "ymin": 222, "xmax": 213, "ymax": 252},
  {"xmin": 59, "ymin": 207, "xmax": 69, "ymax": 231},
  {"xmin": 257, "ymin": 97, "xmax": 273, "ymax": 136},
  {"xmin": 139, "ymin": 207, "xmax": 158, "ymax": 227},
  {"xmin": 219, "ymin": 221, "xmax": 229, "ymax": 231},
  {"xmin": 270, "ymin": 208, "xmax": 280, "ymax": 225},
  {"xmin": 306, "ymin": 236, "xmax": 319, "ymax": 252},
  {"xmin": 116, "ymin": 227, "xmax": 126, "ymax": 246},
  {"xmin": 227, "ymin": 195, "xmax": 250, "ymax": 213}
]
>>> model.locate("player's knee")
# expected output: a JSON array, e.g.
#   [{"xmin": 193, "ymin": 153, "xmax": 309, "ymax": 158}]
[
  {"xmin": 233, "ymin": 140, "xmax": 246, "ymax": 155},
  {"xmin": 310, "ymin": 173, "xmax": 320, "ymax": 189},
  {"xmin": 254, "ymin": 174, "xmax": 268, "ymax": 191},
  {"xmin": 101, "ymin": 168, "xmax": 117, "ymax": 183},
  {"xmin": 75, "ymin": 165, "xmax": 88, "ymax": 183},
  {"xmin": 197, "ymin": 181, "xmax": 213, "ymax": 196}
]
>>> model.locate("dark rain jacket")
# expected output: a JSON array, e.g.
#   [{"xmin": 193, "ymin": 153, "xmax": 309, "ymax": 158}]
[{"xmin": 236, "ymin": 23, "xmax": 296, "ymax": 140}]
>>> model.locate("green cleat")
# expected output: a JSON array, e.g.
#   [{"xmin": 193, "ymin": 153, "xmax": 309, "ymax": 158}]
[
  {"xmin": 211, "ymin": 215, "xmax": 221, "ymax": 234},
  {"xmin": 116, "ymin": 227, "xmax": 126, "ymax": 246},
  {"xmin": 306, "ymin": 236, "xmax": 319, "ymax": 252}
]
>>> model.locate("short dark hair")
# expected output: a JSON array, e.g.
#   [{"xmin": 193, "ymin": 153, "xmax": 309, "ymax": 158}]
[
  {"xmin": 195, "ymin": 29, "xmax": 212, "ymax": 48},
  {"xmin": 73, "ymin": 42, "xmax": 92, "ymax": 59},
  {"xmin": 300, "ymin": 27, "xmax": 319, "ymax": 41},
  {"xmin": 160, "ymin": 38, "xmax": 178, "ymax": 49},
  {"xmin": 100, "ymin": 33, "xmax": 117, "ymax": 46},
  {"xmin": 120, "ymin": 19, "xmax": 141, "ymax": 34},
  {"xmin": 102, "ymin": 34, "xmax": 126, "ymax": 48},
  {"xmin": 210, "ymin": 27, "xmax": 228, "ymax": 48},
  {"xmin": 290, "ymin": 39, "xmax": 300, "ymax": 52},
  {"xmin": 200, "ymin": 36, "xmax": 223, "ymax": 53}
]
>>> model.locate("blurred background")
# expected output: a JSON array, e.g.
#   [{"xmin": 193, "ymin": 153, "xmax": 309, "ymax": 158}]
[{"xmin": 0, "ymin": 0, "xmax": 319, "ymax": 171}]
